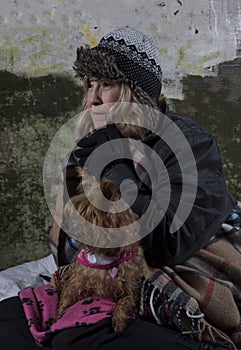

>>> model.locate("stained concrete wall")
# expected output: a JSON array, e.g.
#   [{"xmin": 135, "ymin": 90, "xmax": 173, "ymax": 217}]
[
  {"xmin": 1, "ymin": 0, "xmax": 241, "ymax": 97},
  {"xmin": 0, "ymin": 0, "xmax": 241, "ymax": 269}
]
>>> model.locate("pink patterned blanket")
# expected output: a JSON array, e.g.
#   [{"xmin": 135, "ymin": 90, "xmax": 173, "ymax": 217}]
[{"xmin": 19, "ymin": 285, "xmax": 116, "ymax": 346}]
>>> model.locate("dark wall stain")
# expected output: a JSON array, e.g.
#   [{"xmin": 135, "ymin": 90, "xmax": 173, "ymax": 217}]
[
  {"xmin": 0, "ymin": 71, "xmax": 82, "ymax": 123},
  {"xmin": 169, "ymin": 57, "xmax": 241, "ymax": 200},
  {"xmin": 0, "ymin": 71, "xmax": 83, "ymax": 269}
]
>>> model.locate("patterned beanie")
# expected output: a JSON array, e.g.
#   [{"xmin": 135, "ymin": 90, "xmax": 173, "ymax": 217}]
[{"xmin": 73, "ymin": 26, "xmax": 162, "ymax": 104}]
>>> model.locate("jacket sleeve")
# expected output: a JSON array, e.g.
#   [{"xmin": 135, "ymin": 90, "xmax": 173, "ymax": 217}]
[{"xmin": 140, "ymin": 112, "xmax": 235, "ymax": 267}]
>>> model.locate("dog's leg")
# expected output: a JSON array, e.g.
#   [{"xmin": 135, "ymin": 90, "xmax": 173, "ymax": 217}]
[{"xmin": 112, "ymin": 294, "xmax": 137, "ymax": 333}]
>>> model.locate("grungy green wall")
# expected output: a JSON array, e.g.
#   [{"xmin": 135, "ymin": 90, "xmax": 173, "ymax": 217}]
[
  {"xmin": 170, "ymin": 58, "xmax": 241, "ymax": 198},
  {"xmin": 0, "ymin": 72, "xmax": 83, "ymax": 269},
  {"xmin": 0, "ymin": 0, "xmax": 240, "ymax": 269}
]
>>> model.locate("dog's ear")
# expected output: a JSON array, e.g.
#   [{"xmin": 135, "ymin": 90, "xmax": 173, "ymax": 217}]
[
  {"xmin": 74, "ymin": 166, "xmax": 95, "ymax": 194},
  {"xmin": 100, "ymin": 178, "xmax": 119, "ymax": 202},
  {"xmin": 75, "ymin": 166, "xmax": 83, "ymax": 178},
  {"xmin": 75, "ymin": 166, "xmax": 119, "ymax": 202}
]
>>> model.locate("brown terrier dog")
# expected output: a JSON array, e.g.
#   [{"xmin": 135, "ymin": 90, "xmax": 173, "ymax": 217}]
[{"xmin": 51, "ymin": 168, "xmax": 150, "ymax": 333}]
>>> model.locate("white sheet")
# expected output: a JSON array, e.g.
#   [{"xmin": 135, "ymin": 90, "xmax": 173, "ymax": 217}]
[{"xmin": 0, "ymin": 254, "xmax": 57, "ymax": 301}]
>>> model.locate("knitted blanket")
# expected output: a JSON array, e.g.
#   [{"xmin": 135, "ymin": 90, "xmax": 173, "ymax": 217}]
[
  {"xmin": 19, "ymin": 285, "xmax": 115, "ymax": 346},
  {"xmin": 141, "ymin": 210, "xmax": 241, "ymax": 350}
]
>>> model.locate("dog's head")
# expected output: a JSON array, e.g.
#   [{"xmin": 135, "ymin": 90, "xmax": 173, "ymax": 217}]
[{"xmin": 63, "ymin": 166, "xmax": 140, "ymax": 254}]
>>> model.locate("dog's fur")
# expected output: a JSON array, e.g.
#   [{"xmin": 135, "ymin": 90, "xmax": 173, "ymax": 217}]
[{"xmin": 51, "ymin": 168, "xmax": 150, "ymax": 333}]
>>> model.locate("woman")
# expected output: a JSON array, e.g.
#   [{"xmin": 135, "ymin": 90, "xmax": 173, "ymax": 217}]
[
  {"xmin": 52, "ymin": 26, "xmax": 235, "ymax": 268},
  {"xmin": 0, "ymin": 26, "xmax": 238, "ymax": 350},
  {"xmin": 48, "ymin": 26, "xmax": 239, "ymax": 349}
]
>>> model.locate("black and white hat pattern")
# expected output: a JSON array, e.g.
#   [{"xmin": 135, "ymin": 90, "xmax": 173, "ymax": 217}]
[{"xmin": 74, "ymin": 26, "xmax": 162, "ymax": 103}]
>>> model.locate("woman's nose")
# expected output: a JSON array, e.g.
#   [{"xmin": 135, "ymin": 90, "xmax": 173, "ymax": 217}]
[{"xmin": 89, "ymin": 85, "xmax": 102, "ymax": 106}]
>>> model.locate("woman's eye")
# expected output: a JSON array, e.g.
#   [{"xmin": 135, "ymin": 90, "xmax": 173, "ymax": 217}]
[
  {"xmin": 87, "ymin": 82, "xmax": 94, "ymax": 89},
  {"xmin": 101, "ymin": 81, "xmax": 112, "ymax": 88}
]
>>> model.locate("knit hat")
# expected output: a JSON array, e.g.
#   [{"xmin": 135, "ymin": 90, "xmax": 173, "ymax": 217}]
[{"xmin": 73, "ymin": 26, "xmax": 162, "ymax": 104}]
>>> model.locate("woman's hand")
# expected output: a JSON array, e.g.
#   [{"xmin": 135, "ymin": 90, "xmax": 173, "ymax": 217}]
[
  {"xmin": 73, "ymin": 123, "xmax": 151, "ymax": 218},
  {"xmin": 74, "ymin": 123, "xmax": 123, "ymax": 168}
]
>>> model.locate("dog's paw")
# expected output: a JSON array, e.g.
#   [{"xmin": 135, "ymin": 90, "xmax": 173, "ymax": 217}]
[{"xmin": 112, "ymin": 316, "xmax": 127, "ymax": 334}]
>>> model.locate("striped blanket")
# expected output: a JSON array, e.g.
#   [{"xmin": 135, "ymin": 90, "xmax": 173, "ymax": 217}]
[{"xmin": 141, "ymin": 204, "xmax": 241, "ymax": 349}]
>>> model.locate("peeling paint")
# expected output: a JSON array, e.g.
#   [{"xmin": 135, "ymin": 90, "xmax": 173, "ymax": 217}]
[
  {"xmin": 150, "ymin": 22, "xmax": 158, "ymax": 32},
  {"xmin": 176, "ymin": 46, "xmax": 186, "ymax": 67},
  {"xmin": 198, "ymin": 51, "xmax": 221, "ymax": 64},
  {"xmin": 80, "ymin": 24, "xmax": 98, "ymax": 47},
  {"xmin": 0, "ymin": 0, "xmax": 240, "ymax": 99}
]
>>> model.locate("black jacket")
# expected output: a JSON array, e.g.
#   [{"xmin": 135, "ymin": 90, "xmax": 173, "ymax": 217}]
[
  {"xmin": 67, "ymin": 109, "xmax": 235, "ymax": 267},
  {"xmin": 139, "ymin": 111, "xmax": 235, "ymax": 266}
]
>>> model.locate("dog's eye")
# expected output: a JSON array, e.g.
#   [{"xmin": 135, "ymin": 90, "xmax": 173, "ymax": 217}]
[{"xmin": 67, "ymin": 235, "xmax": 81, "ymax": 250}]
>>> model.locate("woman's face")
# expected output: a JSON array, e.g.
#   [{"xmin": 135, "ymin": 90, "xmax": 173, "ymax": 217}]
[
  {"xmin": 86, "ymin": 78, "xmax": 122, "ymax": 129},
  {"xmin": 86, "ymin": 79, "xmax": 121, "ymax": 108}
]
